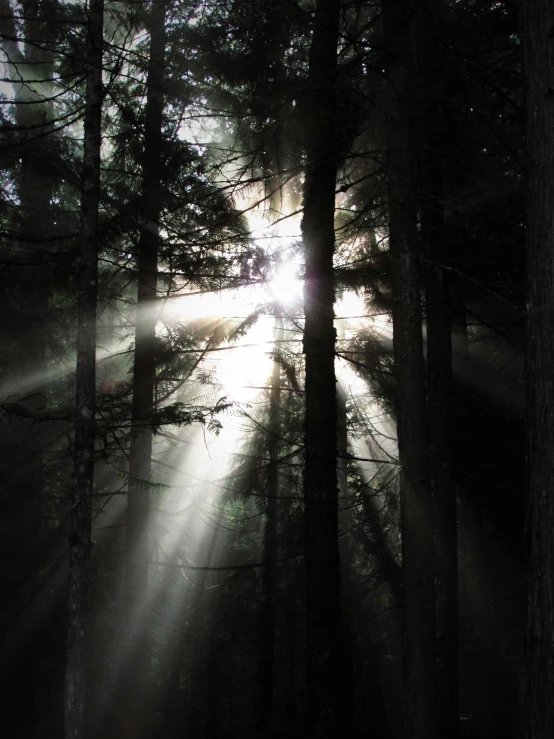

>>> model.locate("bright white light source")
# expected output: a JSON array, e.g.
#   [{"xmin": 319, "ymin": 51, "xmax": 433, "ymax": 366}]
[
  {"xmin": 336, "ymin": 290, "xmax": 366, "ymax": 320},
  {"xmin": 270, "ymin": 261, "xmax": 303, "ymax": 306}
]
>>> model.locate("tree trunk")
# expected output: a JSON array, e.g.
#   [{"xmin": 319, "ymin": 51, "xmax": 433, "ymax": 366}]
[
  {"xmin": 0, "ymin": 7, "xmax": 55, "ymax": 714},
  {"xmin": 259, "ymin": 312, "xmax": 283, "ymax": 731},
  {"xmin": 417, "ymin": 3, "xmax": 458, "ymax": 736},
  {"xmin": 122, "ymin": 2, "xmax": 166, "ymax": 736},
  {"xmin": 163, "ymin": 528, "xmax": 219, "ymax": 739},
  {"xmin": 206, "ymin": 643, "xmax": 224, "ymax": 739},
  {"xmin": 64, "ymin": 1, "xmax": 103, "ymax": 736},
  {"xmin": 126, "ymin": 0, "xmax": 166, "ymax": 604},
  {"xmin": 301, "ymin": 1, "xmax": 342, "ymax": 736},
  {"xmin": 384, "ymin": 1, "xmax": 435, "ymax": 737},
  {"xmin": 336, "ymin": 384, "xmax": 355, "ymax": 737},
  {"xmin": 187, "ymin": 529, "xmax": 220, "ymax": 738},
  {"xmin": 1, "ymin": 0, "xmax": 55, "ymax": 372},
  {"xmin": 523, "ymin": 2, "xmax": 554, "ymax": 738}
]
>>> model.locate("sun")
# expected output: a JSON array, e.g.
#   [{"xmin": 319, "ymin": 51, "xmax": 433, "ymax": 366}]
[{"xmin": 269, "ymin": 260, "xmax": 303, "ymax": 306}]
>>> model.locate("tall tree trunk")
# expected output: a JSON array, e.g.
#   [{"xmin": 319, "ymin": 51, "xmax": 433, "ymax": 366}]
[
  {"xmin": 301, "ymin": 0, "xmax": 342, "ymax": 736},
  {"xmin": 1, "ymin": 0, "xmax": 55, "ymax": 378},
  {"xmin": 164, "ymin": 528, "xmax": 219, "ymax": 739},
  {"xmin": 206, "ymin": 643, "xmax": 224, "ymax": 739},
  {"xmin": 64, "ymin": 1, "xmax": 103, "ymax": 736},
  {"xmin": 121, "ymin": 2, "xmax": 166, "ymax": 736},
  {"xmin": 259, "ymin": 312, "xmax": 283, "ymax": 731},
  {"xmin": 0, "ymin": 7, "xmax": 55, "ymax": 714},
  {"xmin": 523, "ymin": 2, "xmax": 554, "ymax": 738},
  {"xmin": 185, "ymin": 529, "xmax": 220, "ymax": 738},
  {"xmin": 417, "ymin": 3, "xmax": 458, "ymax": 736},
  {"xmin": 384, "ymin": 1, "xmax": 435, "ymax": 737},
  {"xmin": 336, "ymin": 383, "xmax": 355, "ymax": 736},
  {"xmin": 126, "ymin": 0, "xmax": 166, "ymax": 604}
]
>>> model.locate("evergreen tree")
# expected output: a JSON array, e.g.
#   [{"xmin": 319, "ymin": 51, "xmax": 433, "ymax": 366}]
[
  {"xmin": 384, "ymin": 0, "xmax": 435, "ymax": 736},
  {"xmin": 523, "ymin": 0, "xmax": 554, "ymax": 737},
  {"xmin": 301, "ymin": 0, "xmax": 343, "ymax": 736},
  {"xmin": 65, "ymin": 0, "xmax": 103, "ymax": 736},
  {"xmin": 417, "ymin": 3, "xmax": 457, "ymax": 735},
  {"xmin": 119, "ymin": 2, "xmax": 167, "ymax": 735}
]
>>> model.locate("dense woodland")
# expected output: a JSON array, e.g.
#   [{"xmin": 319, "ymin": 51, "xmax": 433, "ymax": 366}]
[{"xmin": 0, "ymin": 0, "xmax": 552, "ymax": 738}]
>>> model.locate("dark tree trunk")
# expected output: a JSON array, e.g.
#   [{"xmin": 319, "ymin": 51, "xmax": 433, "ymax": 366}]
[
  {"xmin": 286, "ymin": 607, "xmax": 298, "ymax": 729},
  {"xmin": 301, "ymin": 0, "xmax": 342, "ymax": 736},
  {"xmin": 417, "ymin": 3, "xmax": 458, "ymax": 736},
  {"xmin": 206, "ymin": 643, "xmax": 224, "ymax": 739},
  {"xmin": 190, "ymin": 530, "xmax": 220, "ymax": 738},
  {"xmin": 1, "ymin": 0, "xmax": 55, "ymax": 377},
  {"xmin": 384, "ymin": 1, "xmax": 435, "ymax": 737},
  {"xmin": 64, "ymin": 1, "xmax": 103, "ymax": 736},
  {"xmin": 163, "ymin": 528, "xmax": 219, "ymax": 739},
  {"xmin": 259, "ymin": 312, "xmax": 283, "ymax": 731},
  {"xmin": 0, "ymin": 7, "xmax": 55, "ymax": 708},
  {"xmin": 126, "ymin": 0, "xmax": 166, "ymax": 604},
  {"xmin": 336, "ymin": 385, "xmax": 355, "ymax": 737},
  {"xmin": 357, "ymin": 491, "xmax": 402, "ymax": 601},
  {"xmin": 121, "ymin": 3, "xmax": 166, "ymax": 736},
  {"xmin": 523, "ymin": 2, "xmax": 554, "ymax": 738}
]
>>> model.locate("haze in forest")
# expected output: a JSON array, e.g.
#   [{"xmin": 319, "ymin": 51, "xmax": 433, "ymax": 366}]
[{"xmin": 1, "ymin": 1, "xmax": 551, "ymax": 739}]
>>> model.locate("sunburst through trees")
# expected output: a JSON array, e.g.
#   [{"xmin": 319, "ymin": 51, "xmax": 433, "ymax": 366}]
[{"xmin": 0, "ymin": 1, "xmax": 536, "ymax": 739}]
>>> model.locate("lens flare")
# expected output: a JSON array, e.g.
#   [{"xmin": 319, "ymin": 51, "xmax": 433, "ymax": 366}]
[{"xmin": 269, "ymin": 261, "xmax": 303, "ymax": 306}]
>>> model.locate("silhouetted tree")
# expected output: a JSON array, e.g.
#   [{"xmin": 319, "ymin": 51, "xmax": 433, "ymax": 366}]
[
  {"xmin": 523, "ymin": 1, "xmax": 554, "ymax": 737},
  {"xmin": 119, "ymin": 2, "xmax": 167, "ymax": 736},
  {"xmin": 65, "ymin": 0, "xmax": 103, "ymax": 736},
  {"xmin": 301, "ymin": 0, "xmax": 343, "ymax": 736},
  {"xmin": 417, "ymin": 2, "xmax": 458, "ymax": 735},
  {"xmin": 384, "ymin": 0, "xmax": 435, "ymax": 736}
]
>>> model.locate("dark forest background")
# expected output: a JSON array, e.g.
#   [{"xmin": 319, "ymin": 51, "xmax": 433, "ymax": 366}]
[{"xmin": 0, "ymin": 1, "xmax": 550, "ymax": 738}]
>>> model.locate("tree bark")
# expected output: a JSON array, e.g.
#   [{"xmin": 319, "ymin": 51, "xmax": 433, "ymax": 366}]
[
  {"xmin": 163, "ymin": 527, "xmax": 219, "ymax": 739},
  {"xmin": 121, "ymin": 3, "xmax": 166, "ymax": 736},
  {"xmin": 384, "ymin": 1, "xmax": 435, "ymax": 737},
  {"xmin": 126, "ymin": 0, "xmax": 166, "ymax": 605},
  {"xmin": 64, "ymin": 1, "xmax": 103, "ymax": 736},
  {"xmin": 301, "ymin": 1, "xmax": 342, "ymax": 736},
  {"xmin": 417, "ymin": 3, "xmax": 458, "ymax": 736},
  {"xmin": 0, "ymin": 5, "xmax": 55, "ymax": 701},
  {"xmin": 336, "ymin": 385, "xmax": 355, "ymax": 737},
  {"xmin": 523, "ymin": 2, "xmax": 554, "ymax": 738}
]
